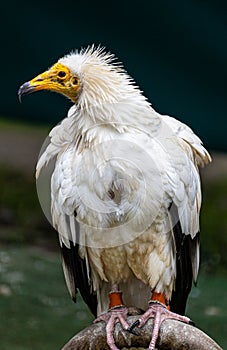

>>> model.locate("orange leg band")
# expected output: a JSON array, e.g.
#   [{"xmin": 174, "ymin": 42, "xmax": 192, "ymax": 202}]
[
  {"xmin": 109, "ymin": 291, "xmax": 124, "ymax": 309},
  {"xmin": 150, "ymin": 292, "xmax": 170, "ymax": 310}
]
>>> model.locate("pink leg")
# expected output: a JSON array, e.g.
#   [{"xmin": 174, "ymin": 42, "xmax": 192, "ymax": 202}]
[
  {"xmin": 94, "ymin": 285, "xmax": 131, "ymax": 350},
  {"xmin": 129, "ymin": 299, "xmax": 192, "ymax": 350},
  {"xmin": 140, "ymin": 301, "xmax": 191, "ymax": 350},
  {"xmin": 94, "ymin": 307, "xmax": 129, "ymax": 350}
]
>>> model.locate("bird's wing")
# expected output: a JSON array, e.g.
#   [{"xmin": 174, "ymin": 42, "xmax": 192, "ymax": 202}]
[
  {"xmin": 160, "ymin": 114, "xmax": 211, "ymax": 239},
  {"xmin": 52, "ymin": 205, "xmax": 98, "ymax": 316},
  {"xmin": 162, "ymin": 114, "xmax": 211, "ymax": 167},
  {"xmin": 158, "ymin": 115, "xmax": 210, "ymax": 313},
  {"xmin": 168, "ymin": 203, "xmax": 199, "ymax": 315},
  {"xmin": 37, "ymin": 133, "xmax": 98, "ymax": 317},
  {"xmin": 61, "ymin": 239, "xmax": 98, "ymax": 316},
  {"xmin": 51, "ymin": 160, "xmax": 98, "ymax": 316}
]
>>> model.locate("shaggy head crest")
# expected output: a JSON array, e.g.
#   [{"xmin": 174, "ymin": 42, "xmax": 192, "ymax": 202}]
[{"xmin": 58, "ymin": 45, "xmax": 121, "ymax": 76}]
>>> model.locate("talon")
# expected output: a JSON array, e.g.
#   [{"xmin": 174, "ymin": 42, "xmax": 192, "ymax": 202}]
[
  {"xmin": 126, "ymin": 325, "xmax": 139, "ymax": 336},
  {"xmin": 189, "ymin": 320, "xmax": 195, "ymax": 326},
  {"xmin": 128, "ymin": 319, "xmax": 140, "ymax": 333}
]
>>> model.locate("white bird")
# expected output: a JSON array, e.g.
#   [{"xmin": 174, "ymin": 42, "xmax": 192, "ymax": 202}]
[{"xmin": 18, "ymin": 46, "xmax": 211, "ymax": 350}]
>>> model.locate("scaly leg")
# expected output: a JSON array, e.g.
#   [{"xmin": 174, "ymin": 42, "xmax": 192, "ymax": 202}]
[
  {"xmin": 129, "ymin": 291, "xmax": 193, "ymax": 350},
  {"xmin": 94, "ymin": 284, "xmax": 133, "ymax": 350}
]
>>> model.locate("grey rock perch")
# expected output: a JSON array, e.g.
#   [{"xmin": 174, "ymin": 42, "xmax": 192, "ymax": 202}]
[{"xmin": 62, "ymin": 310, "xmax": 223, "ymax": 350}]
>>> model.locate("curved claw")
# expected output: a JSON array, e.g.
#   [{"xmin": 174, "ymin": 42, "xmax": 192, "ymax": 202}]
[
  {"xmin": 127, "ymin": 319, "xmax": 140, "ymax": 334},
  {"xmin": 126, "ymin": 326, "xmax": 139, "ymax": 336}
]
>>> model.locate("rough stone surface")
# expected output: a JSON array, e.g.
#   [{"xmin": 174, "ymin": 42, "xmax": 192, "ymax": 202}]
[{"xmin": 62, "ymin": 312, "xmax": 223, "ymax": 350}]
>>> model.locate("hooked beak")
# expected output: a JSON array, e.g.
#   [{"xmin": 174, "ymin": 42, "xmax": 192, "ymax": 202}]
[
  {"xmin": 18, "ymin": 68, "xmax": 55, "ymax": 103},
  {"xmin": 18, "ymin": 62, "xmax": 80, "ymax": 103},
  {"xmin": 18, "ymin": 82, "xmax": 37, "ymax": 103}
]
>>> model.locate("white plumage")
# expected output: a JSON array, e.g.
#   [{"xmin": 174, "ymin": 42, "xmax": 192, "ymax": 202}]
[{"xmin": 34, "ymin": 47, "xmax": 211, "ymax": 317}]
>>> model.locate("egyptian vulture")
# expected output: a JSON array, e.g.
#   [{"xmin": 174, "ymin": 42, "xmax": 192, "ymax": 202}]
[{"xmin": 18, "ymin": 46, "xmax": 211, "ymax": 350}]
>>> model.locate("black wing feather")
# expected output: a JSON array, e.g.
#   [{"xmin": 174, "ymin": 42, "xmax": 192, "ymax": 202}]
[
  {"xmin": 169, "ymin": 204, "xmax": 200, "ymax": 315},
  {"xmin": 60, "ymin": 222, "xmax": 97, "ymax": 317}
]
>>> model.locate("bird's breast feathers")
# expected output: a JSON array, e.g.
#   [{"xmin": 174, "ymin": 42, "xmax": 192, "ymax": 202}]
[{"xmin": 49, "ymin": 116, "xmax": 204, "ymax": 250}]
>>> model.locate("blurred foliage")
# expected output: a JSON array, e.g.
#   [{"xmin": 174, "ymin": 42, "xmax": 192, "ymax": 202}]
[
  {"xmin": 187, "ymin": 273, "xmax": 227, "ymax": 348},
  {"xmin": 200, "ymin": 178, "xmax": 227, "ymax": 274},
  {"xmin": 0, "ymin": 247, "xmax": 93, "ymax": 350},
  {"xmin": 0, "ymin": 166, "xmax": 57, "ymax": 247}
]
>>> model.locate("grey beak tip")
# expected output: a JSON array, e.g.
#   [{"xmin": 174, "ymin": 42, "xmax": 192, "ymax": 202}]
[
  {"xmin": 18, "ymin": 82, "xmax": 33, "ymax": 103},
  {"xmin": 18, "ymin": 90, "xmax": 22, "ymax": 103}
]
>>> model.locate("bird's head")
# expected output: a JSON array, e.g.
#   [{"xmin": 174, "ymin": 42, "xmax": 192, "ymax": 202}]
[
  {"xmin": 18, "ymin": 46, "xmax": 131, "ymax": 107},
  {"xmin": 18, "ymin": 60, "xmax": 81, "ymax": 103}
]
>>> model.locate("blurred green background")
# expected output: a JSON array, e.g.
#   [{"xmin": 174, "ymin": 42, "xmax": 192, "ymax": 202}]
[{"xmin": 0, "ymin": 0, "xmax": 226, "ymax": 349}]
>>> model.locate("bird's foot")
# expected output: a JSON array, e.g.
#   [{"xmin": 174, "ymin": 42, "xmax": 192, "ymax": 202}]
[
  {"xmin": 129, "ymin": 301, "xmax": 192, "ymax": 350},
  {"xmin": 94, "ymin": 306, "xmax": 133, "ymax": 350},
  {"xmin": 93, "ymin": 289, "xmax": 136, "ymax": 350}
]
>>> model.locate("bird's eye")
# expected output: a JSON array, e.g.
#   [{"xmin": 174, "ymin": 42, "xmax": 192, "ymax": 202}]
[
  {"xmin": 58, "ymin": 71, "xmax": 66, "ymax": 78},
  {"xmin": 72, "ymin": 77, "xmax": 78, "ymax": 85}
]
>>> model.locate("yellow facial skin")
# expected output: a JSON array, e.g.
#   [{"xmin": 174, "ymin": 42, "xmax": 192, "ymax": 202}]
[{"xmin": 18, "ymin": 63, "xmax": 81, "ymax": 103}]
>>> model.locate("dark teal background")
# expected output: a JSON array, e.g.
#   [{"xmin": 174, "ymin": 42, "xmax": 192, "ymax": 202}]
[{"xmin": 1, "ymin": 0, "xmax": 226, "ymax": 150}]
